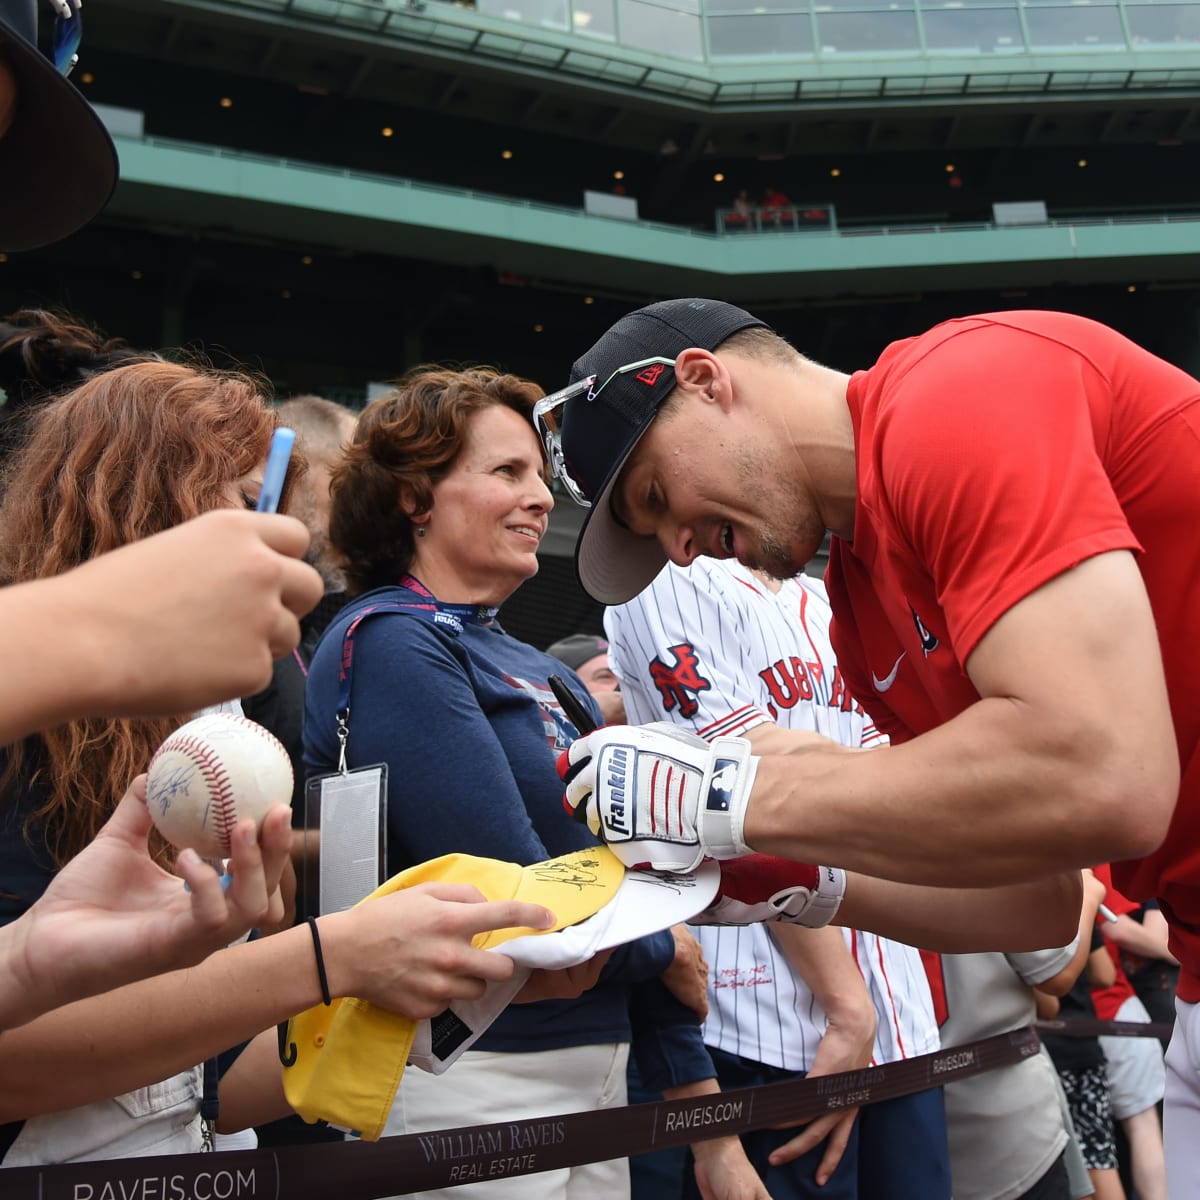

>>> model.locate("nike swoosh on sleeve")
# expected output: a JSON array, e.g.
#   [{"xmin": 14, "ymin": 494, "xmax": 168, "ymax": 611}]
[{"xmin": 871, "ymin": 652, "xmax": 906, "ymax": 692}]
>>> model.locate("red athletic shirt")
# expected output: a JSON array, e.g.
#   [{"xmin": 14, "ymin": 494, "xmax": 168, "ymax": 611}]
[{"xmin": 825, "ymin": 311, "xmax": 1200, "ymax": 997}]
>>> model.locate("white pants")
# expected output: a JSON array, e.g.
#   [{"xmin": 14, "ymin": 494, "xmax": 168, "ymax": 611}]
[
  {"xmin": 2, "ymin": 1068, "xmax": 202, "ymax": 1166},
  {"xmin": 1164, "ymin": 997, "xmax": 1200, "ymax": 1199},
  {"xmin": 369, "ymin": 1042, "xmax": 631, "ymax": 1200}
]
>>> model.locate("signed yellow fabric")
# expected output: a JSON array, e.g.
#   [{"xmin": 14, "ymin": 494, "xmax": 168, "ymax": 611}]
[{"xmin": 283, "ymin": 846, "xmax": 624, "ymax": 1140}]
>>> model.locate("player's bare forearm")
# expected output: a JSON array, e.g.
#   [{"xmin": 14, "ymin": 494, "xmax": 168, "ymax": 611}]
[
  {"xmin": 744, "ymin": 699, "xmax": 1166, "ymax": 886},
  {"xmin": 835, "ymin": 871, "xmax": 1082, "ymax": 952},
  {"xmin": 744, "ymin": 554, "xmax": 1177, "ymax": 888}
]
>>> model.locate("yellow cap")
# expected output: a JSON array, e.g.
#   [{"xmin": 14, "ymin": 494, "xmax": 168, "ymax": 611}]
[{"xmin": 283, "ymin": 846, "xmax": 624, "ymax": 1140}]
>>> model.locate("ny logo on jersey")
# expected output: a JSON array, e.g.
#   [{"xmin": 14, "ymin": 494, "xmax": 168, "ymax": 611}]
[{"xmin": 648, "ymin": 643, "xmax": 712, "ymax": 718}]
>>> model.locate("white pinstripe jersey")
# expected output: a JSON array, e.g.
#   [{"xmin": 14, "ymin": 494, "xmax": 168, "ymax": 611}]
[{"xmin": 605, "ymin": 558, "xmax": 939, "ymax": 1071}]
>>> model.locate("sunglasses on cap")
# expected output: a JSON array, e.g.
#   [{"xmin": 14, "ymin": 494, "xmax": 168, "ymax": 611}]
[
  {"xmin": 40, "ymin": 0, "xmax": 82, "ymax": 76},
  {"xmin": 533, "ymin": 355, "xmax": 675, "ymax": 507}
]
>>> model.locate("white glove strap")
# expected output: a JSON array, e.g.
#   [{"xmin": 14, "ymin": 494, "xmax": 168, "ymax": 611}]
[
  {"xmin": 772, "ymin": 866, "xmax": 847, "ymax": 928},
  {"xmin": 696, "ymin": 737, "xmax": 757, "ymax": 860}
]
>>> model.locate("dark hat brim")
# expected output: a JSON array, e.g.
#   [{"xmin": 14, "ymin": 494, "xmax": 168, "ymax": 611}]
[
  {"xmin": 573, "ymin": 417, "xmax": 670, "ymax": 606},
  {"xmin": 0, "ymin": 15, "xmax": 117, "ymax": 252}
]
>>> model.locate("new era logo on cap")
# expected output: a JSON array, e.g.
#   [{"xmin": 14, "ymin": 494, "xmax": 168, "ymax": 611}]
[{"xmin": 636, "ymin": 364, "xmax": 666, "ymax": 386}]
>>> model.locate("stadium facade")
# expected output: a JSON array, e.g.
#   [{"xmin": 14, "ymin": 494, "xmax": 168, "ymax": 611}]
[{"xmin": 4, "ymin": 0, "xmax": 1198, "ymax": 638}]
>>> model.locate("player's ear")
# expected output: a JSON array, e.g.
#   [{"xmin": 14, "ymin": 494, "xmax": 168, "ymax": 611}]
[{"xmin": 675, "ymin": 349, "xmax": 729, "ymax": 411}]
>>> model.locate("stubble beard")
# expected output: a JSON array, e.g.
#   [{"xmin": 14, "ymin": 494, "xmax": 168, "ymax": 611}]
[
  {"xmin": 731, "ymin": 450, "xmax": 815, "ymax": 580},
  {"xmin": 754, "ymin": 531, "xmax": 800, "ymax": 581}
]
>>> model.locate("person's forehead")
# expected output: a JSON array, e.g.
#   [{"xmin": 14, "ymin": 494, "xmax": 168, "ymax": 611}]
[{"xmin": 468, "ymin": 403, "xmax": 537, "ymax": 447}]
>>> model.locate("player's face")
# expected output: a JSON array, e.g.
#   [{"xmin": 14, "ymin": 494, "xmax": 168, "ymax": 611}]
[
  {"xmin": 612, "ymin": 396, "xmax": 826, "ymax": 579},
  {"xmin": 418, "ymin": 404, "xmax": 553, "ymax": 604}
]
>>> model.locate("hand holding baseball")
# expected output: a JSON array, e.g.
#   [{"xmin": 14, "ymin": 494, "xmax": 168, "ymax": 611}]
[
  {"xmin": 146, "ymin": 712, "xmax": 293, "ymax": 858},
  {"xmin": 2, "ymin": 776, "xmax": 292, "ymax": 1029}
]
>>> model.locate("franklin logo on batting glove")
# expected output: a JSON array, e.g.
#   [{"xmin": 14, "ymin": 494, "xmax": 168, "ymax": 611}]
[
  {"xmin": 560, "ymin": 723, "xmax": 758, "ymax": 874},
  {"xmin": 603, "ymin": 746, "xmax": 631, "ymax": 837}
]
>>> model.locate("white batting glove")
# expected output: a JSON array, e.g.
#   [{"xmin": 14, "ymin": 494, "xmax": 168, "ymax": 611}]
[
  {"xmin": 559, "ymin": 723, "xmax": 758, "ymax": 873},
  {"xmin": 689, "ymin": 855, "xmax": 846, "ymax": 928}
]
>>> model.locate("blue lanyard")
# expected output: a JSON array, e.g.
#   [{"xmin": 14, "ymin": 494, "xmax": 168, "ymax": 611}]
[{"xmin": 335, "ymin": 577, "xmax": 500, "ymax": 741}]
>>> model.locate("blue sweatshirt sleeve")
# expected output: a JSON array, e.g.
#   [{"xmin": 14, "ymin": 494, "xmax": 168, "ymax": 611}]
[
  {"xmin": 598, "ymin": 929, "xmax": 676, "ymax": 986},
  {"xmin": 628, "ymin": 979, "xmax": 716, "ymax": 1093}
]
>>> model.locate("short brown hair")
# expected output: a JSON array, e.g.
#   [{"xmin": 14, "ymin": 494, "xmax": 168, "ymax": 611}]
[
  {"xmin": 719, "ymin": 325, "xmax": 798, "ymax": 365},
  {"xmin": 274, "ymin": 394, "xmax": 358, "ymax": 459},
  {"xmin": 330, "ymin": 365, "xmax": 545, "ymax": 596}
]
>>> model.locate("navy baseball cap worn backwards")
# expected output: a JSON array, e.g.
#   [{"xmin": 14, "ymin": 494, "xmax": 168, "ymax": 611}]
[{"xmin": 534, "ymin": 298, "xmax": 766, "ymax": 606}]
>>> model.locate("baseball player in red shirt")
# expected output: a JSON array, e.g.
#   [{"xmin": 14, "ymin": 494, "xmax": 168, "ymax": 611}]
[{"xmin": 537, "ymin": 298, "xmax": 1199, "ymax": 1194}]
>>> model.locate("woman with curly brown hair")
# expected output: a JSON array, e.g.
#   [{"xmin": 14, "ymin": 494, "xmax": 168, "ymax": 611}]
[
  {"xmin": 0, "ymin": 360, "xmax": 557, "ymax": 1168},
  {"xmin": 0, "ymin": 359, "xmax": 284, "ymax": 876}
]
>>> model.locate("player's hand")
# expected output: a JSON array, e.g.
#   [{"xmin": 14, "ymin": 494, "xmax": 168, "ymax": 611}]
[
  {"xmin": 67, "ymin": 510, "xmax": 324, "ymax": 718},
  {"xmin": 558, "ymin": 723, "xmax": 757, "ymax": 872},
  {"xmin": 6, "ymin": 777, "xmax": 292, "ymax": 1028},
  {"xmin": 320, "ymin": 883, "xmax": 556, "ymax": 1018},
  {"xmin": 690, "ymin": 855, "xmax": 846, "ymax": 929}
]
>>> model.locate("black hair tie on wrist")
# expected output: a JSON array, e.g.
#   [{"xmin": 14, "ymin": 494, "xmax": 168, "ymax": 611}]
[
  {"xmin": 308, "ymin": 916, "xmax": 333, "ymax": 1006},
  {"xmin": 278, "ymin": 917, "xmax": 333, "ymax": 1066}
]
